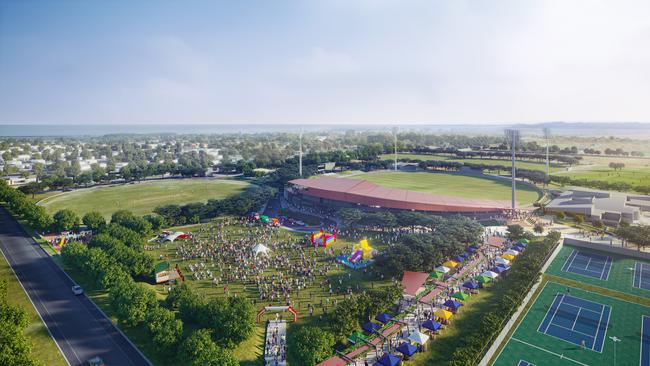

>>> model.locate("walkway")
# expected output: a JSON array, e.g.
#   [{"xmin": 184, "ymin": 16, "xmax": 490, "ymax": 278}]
[{"xmin": 264, "ymin": 320, "xmax": 287, "ymax": 366}]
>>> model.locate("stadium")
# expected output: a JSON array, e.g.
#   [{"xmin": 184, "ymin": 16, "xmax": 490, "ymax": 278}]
[{"xmin": 287, "ymin": 176, "xmax": 511, "ymax": 214}]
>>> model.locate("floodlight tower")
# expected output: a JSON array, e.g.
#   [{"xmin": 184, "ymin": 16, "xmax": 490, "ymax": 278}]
[
  {"xmin": 299, "ymin": 128, "xmax": 303, "ymax": 178},
  {"xmin": 504, "ymin": 129, "xmax": 520, "ymax": 213},
  {"xmin": 543, "ymin": 127, "xmax": 551, "ymax": 178},
  {"xmin": 393, "ymin": 126, "xmax": 398, "ymax": 171}
]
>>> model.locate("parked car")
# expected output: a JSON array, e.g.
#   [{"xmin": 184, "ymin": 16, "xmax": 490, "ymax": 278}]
[{"xmin": 72, "ymin": 285, "xmax": 83, "ymax": 295}]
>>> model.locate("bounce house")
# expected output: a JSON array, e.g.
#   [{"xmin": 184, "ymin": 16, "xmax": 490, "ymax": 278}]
[
  {"xmin": 336, "ymin": 239, "xmax": 377, "ymax": 269},
  {"xmin": 311, "ymin": 229, "xmax": 336, "ymax": 247}
]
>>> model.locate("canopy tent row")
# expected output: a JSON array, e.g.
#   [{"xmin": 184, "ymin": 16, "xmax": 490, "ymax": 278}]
[
  {"xmin": 434, "ymin": 308, "xmax": 453, "ymax": 321},
  {"xmin": 408, "ymin": 330, "xmax": 430, "ymax": 345},
  {"xmin": 422, "ymin": 319, "xmax": 442, "ymax": 332},
  {"xmin": 435, "ymin": 266, "xmax": 451, "ymax": 274}
]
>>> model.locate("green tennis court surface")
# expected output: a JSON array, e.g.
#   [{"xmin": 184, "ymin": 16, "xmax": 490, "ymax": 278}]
[
  {"xmin": 546, "ymin": 245, "xmax": 650, "ymax": 298},
  {"xmin": 493, "ymin": 281, "xmax": 650, "ymax": 366}
]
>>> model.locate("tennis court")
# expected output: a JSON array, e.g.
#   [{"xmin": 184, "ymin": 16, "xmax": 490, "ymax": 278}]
[
  {"xmin": 561, "ymin": 250, "xmax": 612, "ymax": 280},
  {"xmin": 634, "ymin": 262, "xmax": 650, "ymax": 291},
  {"xmin": 642, "ymin": 316, "xmax": 650, "ymax": 366},
  {"xmin": 517, "ymin": 361, "xmax": 535, "ymax": 366}
]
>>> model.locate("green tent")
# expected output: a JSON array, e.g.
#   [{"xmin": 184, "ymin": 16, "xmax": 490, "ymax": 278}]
[
  {"xmin": 452, "ymin": 292, "xmax": 469, "ymax": 301},
  {"xmin": 430, "ymin": 271, "xmax": 444, "ymax": 279},
  {"xmin": 260, "ymin": 215, "xmax": 270, "ymax": 223},
  {"xmin": 475, "ymin": 275, "xmax": 491, "ymax": 284},
  {"xmin": 520, "ymin": 238, "xmax": 530, "ymax": 244},
  {"xmin": 348, "ymin": 331, "xmax": 368, "ymax": 344}
]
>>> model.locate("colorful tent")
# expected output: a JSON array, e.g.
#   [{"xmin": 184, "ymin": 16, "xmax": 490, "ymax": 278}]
[
  {"xmin": 443, "ymin": 299, "xmax": 463, "ymax": 310},
  {"xmin": 475, "ymin": 275, "xmax": 491, "ymax": 284},
  {"xmin": 495, "ymin": 257, "xmax": 510, "ymax": 266},
  {"xmin": 462, "ymin": 281, "xmax": 479, "ymax": 290},
  {"xmin": 347, "ymin": 331, "xmax": 368, "ymax": 344},
  {"xmin": 452, "ymin": 292, "xmax": 469, "ymax": 301},
  {"xmin": 421, "ymin": 319, "xmax": 441, "ymax": 332},
  {"xmin": 362, "ymin": 322, "xmax": 382, "ymax": 334},
  {"xmin": 510, "ymin": 246, "xmax": 523, "ymax": 252},
  {"xmin": 501, "ymin": 253, "xmax": 515, "ymax": 260},
  {"xmin": 466, "ymin": 246, "xmax": 478, "ymax": 253},
  {"xmin": 482, "ymin": 271, "xmax": 499, "ymax": 279},
  {"xmin": 490, "ymin": 266, "xmax": 506, "ymax": 274},
  {"xmin": 520, "ymin": 239, "xmax": 530, "ymax": 244},
  {"xmin": 435, "ymin": 266, "xmax": 451, "ymax": 274},
  {"xmin": 375, "ymin": 313, "xmax": 392, "ymax": 324},
  {"xmin": 408, "ymin": 330, "xmax": 430, "ymax": 345},
  {"xmin": 397, "ymin": 342, "xmax": 418, "ymax": 357},
  {"xmin": 377, "ymin": 353, "xmax": 401, "ymax": 366},
  {"xmin": 452, "ymin": 255, "xmax": 465, "ymax": 263},
  {"xmin": 505, "ymin": 249, "xmax": 519, "ymax": 256},
  {"xmin": 497, "ymin": 264, "xmax": 510, "ymax": 270},
  {"xmin": 252, "ymin": 243, "xmax": 270, "ymax": 256},
  {"xmin": 430, "ymin": 271, "xmax": 444, "ymax": 279},
  {"xmin": 435, "ymin": 308, "xmax": 453, "ymax": 320},
  {"xmin": 443, "ymin": 260, "xmax": 458, "ymax": 268}
]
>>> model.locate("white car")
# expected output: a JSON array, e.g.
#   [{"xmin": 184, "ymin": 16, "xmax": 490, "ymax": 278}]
[{"xmin": 72, "ymin": 285, "xmax": 84, "ymax": 295}]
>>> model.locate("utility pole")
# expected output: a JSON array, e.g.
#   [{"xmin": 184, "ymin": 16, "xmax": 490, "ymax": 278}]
[
  {"xmin": 505, "ymin": 129, "xmax": 520, "ymax": 213},
  {"xmin": 393, "ymin": 126, "xmax": 398, "ymax": 171},
  {"xmin": 298, "ymin": 128, "xmax": 303, "ymax": 178},
  {"xmin": 543, "ymin": 127, "xmax": 551, "ymax": 178}
]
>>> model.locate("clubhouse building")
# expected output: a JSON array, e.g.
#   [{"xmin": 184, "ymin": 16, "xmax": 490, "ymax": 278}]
[{"xmin": 546, "ymin": 188, "xmax": 650, "ymax": 225}]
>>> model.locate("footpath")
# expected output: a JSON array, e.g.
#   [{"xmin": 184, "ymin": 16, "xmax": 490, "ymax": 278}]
[{"xmin": 264, "ymin": 320, "xmax": 287, "ymax": 366}]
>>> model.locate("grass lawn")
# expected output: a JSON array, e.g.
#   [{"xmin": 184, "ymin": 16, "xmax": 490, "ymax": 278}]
[
  {"xmin": 553, "ymin": 167, "xmax": 650, "ymax": 186},
  {"xmin": 0, "ymin": 252, "xmax": 67, "ymax": 366},
  {"xmin": 38, "ymin": 178, "xmax": 250, "ymax": 218},
  {"xmin": 493, "ymin": 280, "xmax": 650, "ymax": 366},
  {"xmin": 356, "ymin": 171, "xmax": 540, "ymax": 204},
  {"xmin": 380, "ymin": 153, "xmax": 566, "ymax": 173}
]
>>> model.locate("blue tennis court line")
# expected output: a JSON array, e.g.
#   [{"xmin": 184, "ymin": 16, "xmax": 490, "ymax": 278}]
[
  {"xmin": 517, "ymin": 360, "xmax": 535, "ymax": 366},
  {"xmin": 537, "ymin": 293, "xmax": 610, "ymax": 352},
  {"xmin": 642, "ymin": 316, "xmax": 650, "ymax": 366},
  {"xmin": 634, "ymin": 262, "xmax": 650, "ymax": 291},
  {"xmin": 561, "ymin": 250, "xmax": 612, "ymax": 280}
]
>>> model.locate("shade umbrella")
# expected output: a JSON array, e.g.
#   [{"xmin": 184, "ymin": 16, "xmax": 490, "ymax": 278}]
[
  {"xmin": 408, "ymin": 330, "xmax": 430, "ymax": 345},
  {"xmin": 475, "ymin": 275, "xmax": 491, "ymax": 284},
  {"xmin": 430, "ymin": 271, "xmax": 444, "ymax": 279},
  {"xmin": 421, "ymin": 319, "xmax": 442, "ymax": 332},
  {"xmin": 452, "ymin": 255, "xmax": 465, "ymax": 263},
  {"xmin": 482, "ymin": 271, "xmax": 499, "ymax": 279},
  {"xmin": 362, "ymin": 322, "xmax": 381, "ymax": 334},
  {"xmin": 443, "ymin": 299, "xmax": 463, "ymax": 310},
  {"xmin": 434, "ymin": 308, "xmax": 453, "ymax": 320},
  {"xmin": 378, "ymin": 353, "xmax": 401, "ymax": 366},
  {"xmin": 495, "ymin": 257, "xmax": 510, "ymax": 266},
  {"xmin": 501, "ymin": 254, "xmax": 515, "ymax": 261},
  {"xmin": 375, "ymin": 313, "xmax": 392, "ymax": 324},
  {"xmin": 490, "ymin": 266, "xmax": 505, "ymax": 274},
  {"xmin": 462, "ymin": 281, "xmax": 479, "ymax": 290},
  {"xmin": 443, "ymin": 260, "xmax": 458, "ymax": 268},
  {"xmin": 435, "ymin": 266, "xmax": 451, "ymax": 273},
  {"xmin": 397, "ymin": 342, "xmax": 418, "ymax": 357},
  {"xmin": 452, "ymin": 291, "xmax": 470, "ymax": 301}
]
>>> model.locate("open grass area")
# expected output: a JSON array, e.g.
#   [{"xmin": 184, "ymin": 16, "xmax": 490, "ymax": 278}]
[
  {"xmin": 356, "ymin": 171, "xmax": 540, "ymax": 204},
  {"xmin": 38, "ymin": 178, "xmax": 250, "ymax": 218},
  {"xmin": 0, "ymin": 252, "xmax": 67, "ymax": 366},
  {"xmin": 553, "ymin": 167, "xmax": 650, "ymax": 186},
  {"xmin": 380, "ymin": 153, "xmax": 566, "ymax": 173}
]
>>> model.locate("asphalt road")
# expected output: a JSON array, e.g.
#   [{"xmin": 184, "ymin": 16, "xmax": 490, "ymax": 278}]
[{"xmin": 0, "ymin": 206, "xmax": 152, "ymax": 366}]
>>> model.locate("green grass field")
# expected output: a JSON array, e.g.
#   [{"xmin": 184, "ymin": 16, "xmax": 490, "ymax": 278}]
[
  {"xmin": 546, "ymin": 245, "xmax": 650, "ymax": 299},
  {"xmin": 554, "ymin": 168, "xmax": 650, "ymax": 186},
  {"xmin": 0, "ymin": 252, "xmax": 67, "ymax": 366},
  {"xmin": 380, "ymin": 153, "xmax": 566, "ymax": 172},
  {"xmin": 38, "ymin": 178, "xmax": 250, "ymax": 218},
  {"xmin": 493, "ymin": 281, "xmax": 649, "ymax": 366},
  {"xmin": 355, "ymin": 171, "xmax": 540, "ymax": 204}
]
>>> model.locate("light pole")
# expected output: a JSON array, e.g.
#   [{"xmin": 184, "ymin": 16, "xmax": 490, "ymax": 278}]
[
  {"xmin": 393, "ymin": 126, "xmax": 398, "ymax": 171},
  {"xmin": 609, "ymin": 336, "xmax": 621, "ymax": 366}
]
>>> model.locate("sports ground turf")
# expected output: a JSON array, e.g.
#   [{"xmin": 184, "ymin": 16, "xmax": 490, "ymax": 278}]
[
  {"xmin": 356, "ymin": 171, "xmax": 541, "ymax": 204},
  {"xmin": 494, "ymin": 281, "xmax": 650, "ymax": 366},
  {"xmin": 546, "ymin": 245, "xmax": 650, "ymax": 299},
  {"xmin": 38, "ymin": 178, "xmax": 249, "ymax": 218}
]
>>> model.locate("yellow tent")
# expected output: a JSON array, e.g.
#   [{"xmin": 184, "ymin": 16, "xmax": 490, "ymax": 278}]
[
  {"xmin": 434, "ymin": 309, "xmax": 453, "ymax": 321},
  {"xmin": 501, "ymin": 254, "xmax": 515, "ymax": 260},
  {"xmin": 443, "ymin": 260, "xmax": 458, "ymax": 268}
]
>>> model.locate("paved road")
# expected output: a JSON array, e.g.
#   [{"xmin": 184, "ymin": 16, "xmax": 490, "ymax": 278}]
[{"xmin": 0, "ymin": 206, "xmax": 152, "ymax": 366}]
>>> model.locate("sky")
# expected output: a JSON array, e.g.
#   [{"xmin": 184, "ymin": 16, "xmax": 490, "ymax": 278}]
[{"xmin": 1, "ymin": 0, "xmax": 650, "ymax": 125}]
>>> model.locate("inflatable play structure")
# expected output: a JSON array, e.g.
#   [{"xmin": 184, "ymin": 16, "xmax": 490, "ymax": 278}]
[
  {"xmin": 336, "ymin": 239, "xmax": 377, "ymax": 269},
  {"xmin": 256, "ymin": 305, "xmax": 299, "ymax": 323},
  {"xmin": 310, "ymin": 229, "xmax": 336, "ymax": 247},
  {"xmin": 247, "ymin": 213, "xmax": 280, "ymax": 226}
]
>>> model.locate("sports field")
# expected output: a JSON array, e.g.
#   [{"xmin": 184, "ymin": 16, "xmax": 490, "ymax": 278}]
[
  {"xmin": 546, "ymin": 245, "xmax": 650, "ymax": 299},
  {"xmin": 553, "ymin": 168, "xmax": 650, "ymax": 186},
  {"xmin": 380, "ymin": 153, "xmax": 566, "ymax": 172},
  {"xmin": 38, "ymin": 178, "xmax": 249, "ymax": 218},
  {"xmin": 356, "ymin": 171, "xmax": 541, "ymax": 204},
  {"xmin": 493, "ymin": 281, "xmax": 650, "ymax": 366}
]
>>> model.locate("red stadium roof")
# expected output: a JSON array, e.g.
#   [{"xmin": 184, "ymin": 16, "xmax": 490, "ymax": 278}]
[{"xmin": 289, "ymin": 176, "xmax": 510, "ymax": 213}]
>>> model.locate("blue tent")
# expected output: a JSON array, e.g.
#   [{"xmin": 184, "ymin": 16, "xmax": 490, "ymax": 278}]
[
  {"xmin": 378, "ymin": 353, "xmax": 401, "ymax": 366},
  {"xmin": 452, "ymin": 255, "xmax": 465, "ymax": 263},
  {"xmin": 497, "ymin": 264, "xmax": 510, "ymax": 270},
  {"xmin": 397, "ymin": 342, "xmax": 418, "ymax": 357},
  {"xmin": 491, "ymin": 266, "xmax": 506, "ymax": 274},
  {"xmin": 443, "ymin": 299, "xmax": 463, "ymax": 310},
  {"xmin": 466, "ymin": 247, "xmax": 478, "ymax": 253},
  {"xmin": 510, "ymin": 246, "xmax": 523, "ymax": 252},
  {"xmin": 375, "ymin": 313, "xmax": 392, "ymax": 324},
  {"xmin": 362, "ymin": 322, "xmax": 382, "ymax": 334},
  {"xmin": 462, "ymin": 281, "xmax": 479, "ymax": 290},
  {"xmin": 462, "ymin": 251, "xmax": 471, "ymax": 258},
  {"xmin": 516, "ymin": 241, "xmax": 528, "ymax": 247},
  {"xmin": 422, "ymin": 319, "xmax": 442, "ymax": 332}
]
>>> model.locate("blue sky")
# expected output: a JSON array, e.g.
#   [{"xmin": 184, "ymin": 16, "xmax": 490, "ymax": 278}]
[{"xmin": 1, "ymin": 0, "xmax": 649, "ymax": 125}]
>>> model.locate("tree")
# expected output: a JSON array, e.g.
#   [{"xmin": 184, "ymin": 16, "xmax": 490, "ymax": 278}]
[
  {"xmin": 0, "ymin": 280, "xmax": 40, "ymax": 366},
  {"xmin": 144, "ymin": 306, "xmax": 183, "ymax": 353},
  {"xmin": 555, "ymin": 211, "xmax": 566, "ymax": 220},
  {"xmin": 574, "ymin": 215, "xmax": 584, "ymax": 224},
  {"xmin": 52, "ymin": 209, "xmax": 80, "ymax": 231},
  {"xmin": 83, "ymin": 211, "xmax": 106, "ymax": 232},
  {"xmin": 144, "ymin": 214, "xmax": 166, "ymax": 231},
  {"xmin": 289, "ymin": 327, "xmax": 335, "ymax": 366},
  {"xmin": 533, "ymin": 223, "xmax": 544, "ymax": 234},
  {"xmin": 506, "ymin": 224, "xmax": 525, "ymax": 241},
  {"xmin": 178, "ymin": 329, "xmax": 238, "ymax": 366},
  {"xmin": 18, "ymin": 182, "xmax": 42, "ymax": 199},
  {"xmin": 200, "ymin": 297, "xmax": 255, "ymax": 348},
  {"xmin": 108, "ymin": 279, "xmax": 157, "ymax": 327},
  {"xmin": 592, "ymin": 219, "xmax": 604, "ymax": 229},
  {"xmin": 111, "ymin": 210, "xmax": 152, "ymax": 235}
]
